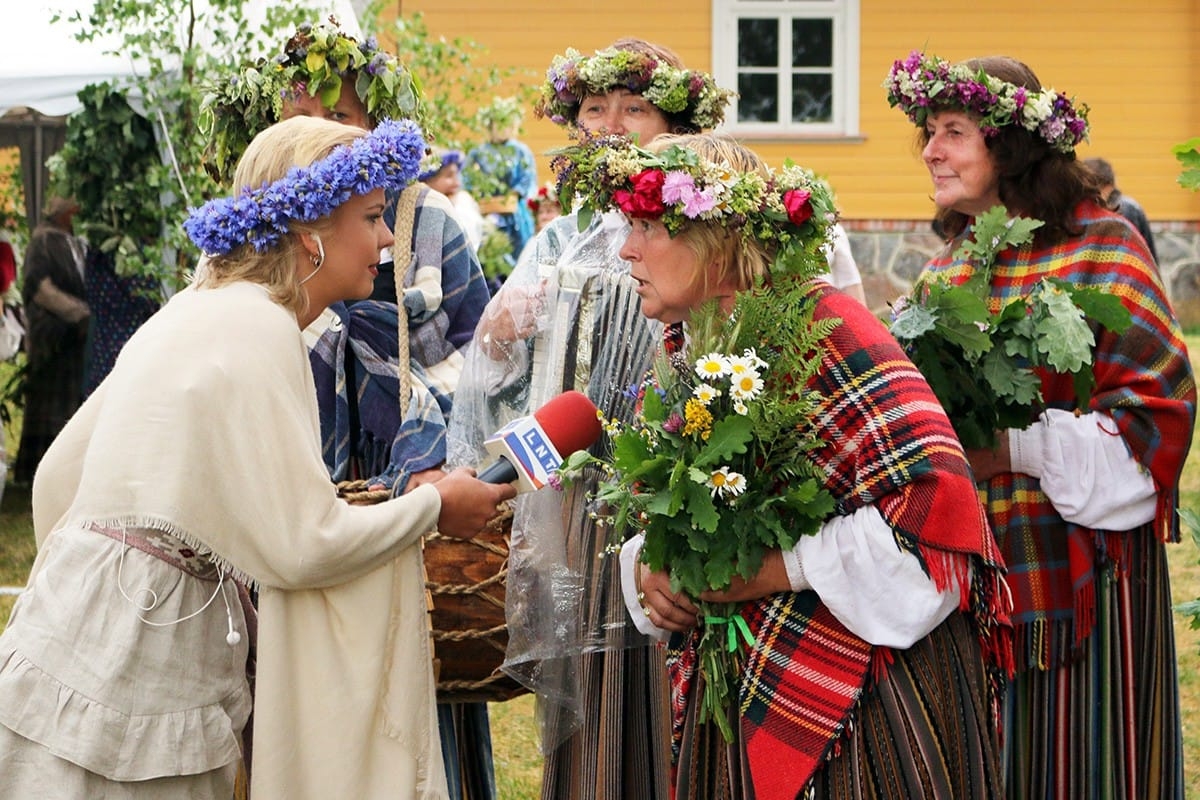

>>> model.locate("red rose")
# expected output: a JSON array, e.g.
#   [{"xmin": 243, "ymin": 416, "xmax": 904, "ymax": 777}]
[
  {"xmin": 782, "ymin": 189, "xmax": 813, "ymax": 225},
  {"xmin": 614, "ymin": 169, "xmax": 666, "ymax": 218}
]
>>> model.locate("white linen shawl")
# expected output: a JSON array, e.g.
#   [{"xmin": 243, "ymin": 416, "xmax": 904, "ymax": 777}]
[{"xmin": 30, "ymin": 281, "xmax": 449, "ymax": 800}]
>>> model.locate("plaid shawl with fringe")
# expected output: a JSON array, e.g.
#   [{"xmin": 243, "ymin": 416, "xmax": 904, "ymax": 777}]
[
  {"xmin": 305, "ymin": 186, "xmax": 489, "ymax": 494},
  {"xmin": 374, "ymin": 184, "xmax": 493, "ymax": 385},
  {"xmin": 665, "ymin": 284, "xmax": 1011, "ymax": 799},
  {"xmin": 925, "ymin": 200, "xmax": 1196, "ymax": 671},
  {"xmin": 308, "ymin": 300, "xmax": 451, "ymax": 492}
]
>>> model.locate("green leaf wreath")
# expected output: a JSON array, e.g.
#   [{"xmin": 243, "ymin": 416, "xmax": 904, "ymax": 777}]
[
  {"xmin": 890, "ymin": 205, "xmax": 1132, "ymax": 450},
  {"xmin": 561, "ymin": 275, "xmax": 838, "ymax": 740}
]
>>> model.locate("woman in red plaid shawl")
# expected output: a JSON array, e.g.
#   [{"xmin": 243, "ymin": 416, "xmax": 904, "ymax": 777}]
[
  {"xmin": 889, "ymin": 52, "xmax": 1196, "ymax": 799},
  {"xmin": 609, "ymin": 134, "xmax": 1012, "ymax": 800}
]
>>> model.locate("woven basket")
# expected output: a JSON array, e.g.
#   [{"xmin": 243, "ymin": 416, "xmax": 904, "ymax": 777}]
[
  {"xmin": 336, "ymin": 481, "xmax": 525, "ymax": 703},
  {"xmin": 478, "ymin": 195, "xmax": 519, "ymax": 215}
]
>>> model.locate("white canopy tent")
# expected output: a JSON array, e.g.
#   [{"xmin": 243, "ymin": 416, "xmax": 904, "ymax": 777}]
[
  {"xmin": 1, "ymin": 1, "xmax": 142, "ymax": 119},
  {"xmin": 0, "ymin": 0, "xmax": 363, "ymax": 228}
]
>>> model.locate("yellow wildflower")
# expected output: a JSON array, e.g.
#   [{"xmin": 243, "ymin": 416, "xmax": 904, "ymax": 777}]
[{"xmin": 682, "ymin": 398, "xmax": 713, "ymax": 438}]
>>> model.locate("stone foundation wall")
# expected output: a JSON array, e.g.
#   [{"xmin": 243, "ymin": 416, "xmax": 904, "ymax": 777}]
[{"xmin": 846, "ymin": 227, "xmax": 1200, "ymax": 328}]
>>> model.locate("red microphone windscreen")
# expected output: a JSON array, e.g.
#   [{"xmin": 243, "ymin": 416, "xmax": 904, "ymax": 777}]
[{"xmin": 533, "ymin": 390, "xmax": 603, "ymax": 457}]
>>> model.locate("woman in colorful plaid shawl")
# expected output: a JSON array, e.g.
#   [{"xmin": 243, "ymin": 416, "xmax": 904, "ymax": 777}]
[
  {"xmin": 892, "ymin": 52, "xmax": 1196, "ymax": 799},
  {"xmin": 616, "ymin": 134, "xmax": 1012, "ymax": 800}
]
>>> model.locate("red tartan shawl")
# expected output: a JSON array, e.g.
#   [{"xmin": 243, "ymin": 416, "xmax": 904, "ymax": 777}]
[
  {"xmin": 664, "ymin": 283, "xmax": 1011, "ymax": 799},
  {"xmin": 924, "ymin": 201, "xmax": 1196, "ymax": 669}
]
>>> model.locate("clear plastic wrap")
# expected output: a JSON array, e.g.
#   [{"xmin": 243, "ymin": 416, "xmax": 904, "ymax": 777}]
[{"xmin": 446, "ymin": 210, "xmax": 664, "ymax": 749}]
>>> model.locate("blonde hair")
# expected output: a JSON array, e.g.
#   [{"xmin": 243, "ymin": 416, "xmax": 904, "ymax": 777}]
[
  {"xmin": 196, "ymin": 116, "xmax": 369, "ymax": 317},
  {"xmin": 645, "ymin": 133, "xmax": 773, "ymax": 294}
]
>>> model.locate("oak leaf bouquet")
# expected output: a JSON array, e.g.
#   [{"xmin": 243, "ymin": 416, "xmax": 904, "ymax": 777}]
[
  {"xmin": 890, "ymin": 206, "xmax": 1132, "ymax": 449},
  {"xmin": 561, "ymin": 276, "xmax": 838, "ymax": 741}
]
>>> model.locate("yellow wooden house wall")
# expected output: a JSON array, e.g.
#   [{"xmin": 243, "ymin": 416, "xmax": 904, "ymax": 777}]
[{"xmin": 387, "ymin": 0, "xmax": 1200, "ymax": 224}]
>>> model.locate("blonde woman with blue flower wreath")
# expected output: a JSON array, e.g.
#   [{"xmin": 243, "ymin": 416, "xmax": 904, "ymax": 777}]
[
  {"xmin": 447, "ymin": 38, "xmax": 734, "ymax": 800},
  {"xmin": 887, "ymin": 52, "xmax": 1195, "ymax": 799},
  {"xmin": 0, "ymin": 116, "xmax": 515, "ymax": 800},
  {"xmin": 569, "ymin": 131, "xmax": 1011, "ymax": 800},
  {"xmin": 203, "ymin": 21, "xmax": 502, "ymax": 800}
]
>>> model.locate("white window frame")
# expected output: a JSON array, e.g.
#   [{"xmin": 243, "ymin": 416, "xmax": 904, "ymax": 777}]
[{"xmin": 711, "ymin": 0, "xmax": 860, "ymax": 138}]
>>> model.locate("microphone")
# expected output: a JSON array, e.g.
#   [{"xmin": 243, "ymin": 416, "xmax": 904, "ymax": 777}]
[{"xmin": 479, "ymin": 390, "xmax": 602, "ymax": 492}]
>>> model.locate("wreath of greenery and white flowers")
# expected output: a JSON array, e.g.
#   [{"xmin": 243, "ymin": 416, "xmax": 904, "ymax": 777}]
[{"xmin": 200, "ymin": 18, "xmax": 423, "ymax": 185}]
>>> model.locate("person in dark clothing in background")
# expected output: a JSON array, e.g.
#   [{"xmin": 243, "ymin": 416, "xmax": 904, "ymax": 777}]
[
  {"xmin": 14, "ymin": 196, "xmax": 89, "ymax": 485},
  {"xmin": 1084, "ymin": 157, "xmax": 1158, "ymax": 263}
]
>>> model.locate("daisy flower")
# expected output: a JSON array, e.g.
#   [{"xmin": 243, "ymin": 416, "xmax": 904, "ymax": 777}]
[
  {"xmin": 729, "ymin": 372, "xmax": 764, "ymax": 401},
  {"xmin": 695, "ymin": 353, "xmax": 730, "ymax": 380},
  {"xmin": 706, "ymin": 466, "xmax": 747, "ymax": 499},
  {"xmin": 693, "ymin": 383, "xmax": 721, "ymax": 405}
]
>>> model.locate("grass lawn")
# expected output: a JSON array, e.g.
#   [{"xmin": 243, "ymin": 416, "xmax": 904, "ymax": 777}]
[{"xmin": 2, "ymin": 338, "xmax": 1200, "ymax": 798}]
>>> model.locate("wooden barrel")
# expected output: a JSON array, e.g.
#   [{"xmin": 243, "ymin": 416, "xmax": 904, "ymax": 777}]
[{"xmin": 337, "ymin": 481, "xmax": 526, "ymax": 703}]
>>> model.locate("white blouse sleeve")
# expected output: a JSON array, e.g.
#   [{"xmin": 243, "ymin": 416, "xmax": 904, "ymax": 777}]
[
  {"xmin": 619, "ymin": 534, "xmax": 671, "ymax": 642},
  {"xmin": 619, "ymin": 504, "xmax": 961, "ymax": 648},
  {"xmin": 782, "ymin": 505, "xmax": 961, "ymax": 648},
  {"xmin": 822, "ymin": 224, "xmax": 864, "ymax": 291},
  {"xmin": 1007, "ymin": 409, "xmax": 1157, "ymax": 530}
]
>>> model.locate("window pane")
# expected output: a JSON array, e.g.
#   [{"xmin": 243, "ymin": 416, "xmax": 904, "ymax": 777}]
[
  {"xmin": 791, "ymin": 73, "xmax": 832, "ymax": 122},
  {"xmin": 792, "ymin": 18, "xmax": 832, "ymax": 67},
  {"xmin": 738, "ymin": 73, "xmax": 778, "ymax": 122},
  {"xmin": 738, "ymin": 18, "xmax": 778, "ymax": 67}
]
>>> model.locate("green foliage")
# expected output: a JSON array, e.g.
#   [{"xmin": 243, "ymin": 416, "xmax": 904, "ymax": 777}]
[
  {"xmin": 47, "ymin": 84, "xmax": 163, "ymax": 282},
  {"xmin": 560, "ymin": 274, "xmax": 837, "ymax": 740},
  {"xmin": 0, "ymin": 160, "xmax": 28, "ymax": 252},
  {"xmin": 890, "ymin": 205, "xmax": 1132, "ymax": 449},
  {"xmin": 462, "ymin": 141, "xmax": 526, "ymax": 200},
  {"xmin": 474, "ymin": 96, "xmax": 523, "ymax": 135},
  {"xmin": 1173, "ymin": 137, "xmax": 1200, "ymax": 192},
  {"xmin": 382, "ymin": 11, "xmax": 537, "ymax": 150},
  {"xmin": 51, "ymin": 0, "xmax": 326, "ymax": 290},
  {"xmin": 0, "ymin": 355, "xmax": 26, "ymax": 432},
  {"xmin": 476, "ymin": 221, "xmax": 514, "ymax": 283},
  {"xmin": 1178, "ymin": 508, "xmax": 1200, "ymax": 637},
  {"xmin": 1173, "ymin": 139, "xmax": 1200, "ymax": 652},
  {"xmin": 47, "ymin": 1, "xmax": 530, "ymax": 291}
]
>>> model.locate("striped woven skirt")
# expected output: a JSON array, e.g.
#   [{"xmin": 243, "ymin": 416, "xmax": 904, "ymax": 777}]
[
  {"xmin": 538, "ymin": 470, "xmax": 674, "ymax": 800},
  {"xmin": 1002, "ymin": 533, "xmax": 1184, "ymax": 800},
  {"xmin": 673, "ymin": 612, "xmax": 1004, "ymax": 800}
]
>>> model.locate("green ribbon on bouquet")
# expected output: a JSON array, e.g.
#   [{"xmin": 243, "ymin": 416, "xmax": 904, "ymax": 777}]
[{"xmin": 705, "ymin": 612, "xmax": 756, "ymax": 652}]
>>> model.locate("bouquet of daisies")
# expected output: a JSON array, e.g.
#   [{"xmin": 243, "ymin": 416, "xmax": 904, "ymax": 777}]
[
  {"xmin": 562, "ymin": 277, "xmax": 838, "ymax": 740},
  {"xmin": 890, "ymin": 206, "xmax": 1132, "ymax": 449}
]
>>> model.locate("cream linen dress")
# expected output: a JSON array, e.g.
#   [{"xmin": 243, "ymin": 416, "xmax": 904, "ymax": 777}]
[
  {"xmin": 0, "ymin": 525, "xmax": 251, "ymax": 797},
  {"xmin": 0, "ymin": 281, "xmax": 448, "ymax": 799}
]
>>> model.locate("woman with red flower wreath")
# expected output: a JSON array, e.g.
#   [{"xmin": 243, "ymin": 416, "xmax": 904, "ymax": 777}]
[
  {"xmin": 566, "ymin": 132, "xmax": 1014, "ymax": 800},
  {"xmin": 525, "ymin": 182, "xmax": 563, "ymax": 235}
]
